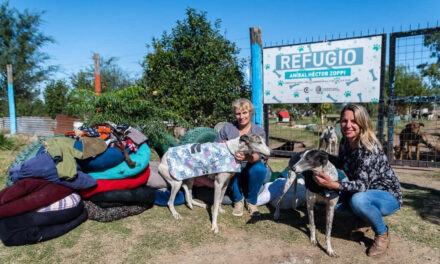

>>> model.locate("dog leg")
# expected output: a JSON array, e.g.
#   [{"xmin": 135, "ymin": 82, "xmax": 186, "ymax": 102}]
[
  {"xmin": 217, "ymin": 173, "xmax": 232, "ymax": 214},
  {"xmin": 325, "ymin": 198, "xmax": 339, "ymax": 257},
  {"xmin": 211, "ymin": 178, "xmax": 223, "ymax": 234},
  {"xmin": 168, "ymin": 180, "xmax": 184, "ymax": 219},
  {"xmin": 416, "ymin": 144, "xmax": 420, "ymax": 161},
  {"xmin": 307, "ymin": 192, "xmax": 317, "ymax": 246},
  {"xmin": 274, "ymin": 170, "xmax": 297, "ymax": 220},
  {"xmin": 407, "ymin": 144, "xmax": 412, "ymax": 160},
  {"xmin": 181, "ymin": 179, "xmax": 207, "ymax": 210}
]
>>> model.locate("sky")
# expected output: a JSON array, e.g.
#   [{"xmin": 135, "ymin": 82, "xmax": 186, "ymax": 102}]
[{"xmin": 7, "ymin": 0, "xmax": 440, "ymax": 82}]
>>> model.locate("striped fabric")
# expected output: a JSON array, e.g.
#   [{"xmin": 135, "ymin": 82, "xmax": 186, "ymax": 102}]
[{"xmin": 36, "ymin": 193, "xmax": 81, "ymax": 212}]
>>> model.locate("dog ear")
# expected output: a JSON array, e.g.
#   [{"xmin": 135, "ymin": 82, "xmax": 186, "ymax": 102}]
[
  {"xmin": 239, "ymin": 134, "xmax": 251, "ymax": 144},
  {"xmin": 419, "ymin": 123, "xmax": 424, "ymax": 127},
  {"xmin": 318, "ymin": 150, "xmax": 329, "ymax": 166}
]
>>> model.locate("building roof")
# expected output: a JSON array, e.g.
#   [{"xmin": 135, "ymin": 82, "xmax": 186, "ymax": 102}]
[{"xmin": 277, "ymin": 110, "xmax": 290, "ymax": 118}]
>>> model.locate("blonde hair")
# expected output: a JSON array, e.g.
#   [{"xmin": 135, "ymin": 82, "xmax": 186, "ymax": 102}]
[
  {"xmin": 232, "ymin": 98, "xmax": 254, "ymax": 115},
  {"xmin": 340, "ymin": 104, "xmax": 381, "ymax": 153}
]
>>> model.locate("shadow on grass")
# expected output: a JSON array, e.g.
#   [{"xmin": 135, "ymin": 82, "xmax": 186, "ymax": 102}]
[{"xmin": 400, "ymin": 182, "xmax": 440, "ymax": 225}]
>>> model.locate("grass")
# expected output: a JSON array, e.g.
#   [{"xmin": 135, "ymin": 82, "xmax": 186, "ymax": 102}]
[{"xmin": 1, "ymin": 134, "xmax": 440, "ymax": 263}]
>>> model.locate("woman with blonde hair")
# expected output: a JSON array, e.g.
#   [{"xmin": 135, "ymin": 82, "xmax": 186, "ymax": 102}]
[
  {"xmin": 215, "ymin": 98, "xmax": 267, "ymax": 217},
  {"xmin": 313, "ymin": 104, "xmax": 402, "ymax": 257}
]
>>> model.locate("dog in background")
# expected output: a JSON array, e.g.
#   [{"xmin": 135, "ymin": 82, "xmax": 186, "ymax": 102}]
[
  {"xmin": 319, "ymin": 126, "xmax": 338, "ymax": 155},
  {"xmin": 398, "ymin": 122, "xmax": 424, "ymax": 160},
  {"xmin": 158, "ymin": 134, "xmax": 271, "ymax": 233},
  {"xmin": 274, "ymin": 149, "xmax": 339, "ymax": 257}
]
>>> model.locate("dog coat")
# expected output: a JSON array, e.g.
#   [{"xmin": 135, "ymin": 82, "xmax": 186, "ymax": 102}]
[{"xmin": 167, "ymin": 142, "xmax": 241, "ymax": 180}]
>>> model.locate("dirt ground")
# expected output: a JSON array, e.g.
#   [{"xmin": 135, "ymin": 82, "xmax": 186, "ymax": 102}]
[{"xmin": 153, "ymin": 166, "xmax": 440, "ymax": 264}]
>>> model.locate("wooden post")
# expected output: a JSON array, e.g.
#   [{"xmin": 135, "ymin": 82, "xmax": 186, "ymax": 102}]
[
  {"xmin": 94, "ymin": 53, "xmax": 101, "ymax": 96},
  {"xmin": 249, "ymin": 27, "xmax": 264, "ymax": 128},
  {"xmin": 6, "ymin": 64, "xmax": 17, "ymax": 134}
]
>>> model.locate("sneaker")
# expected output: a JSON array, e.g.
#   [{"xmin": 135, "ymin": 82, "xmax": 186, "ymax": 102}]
[
  {"xmin": 232, "ymin": 199, "xmax": 244, "ymax": 217},
  {"xmin": 245, "ymin": 200, "xmax": 260, "ymax": 217}
]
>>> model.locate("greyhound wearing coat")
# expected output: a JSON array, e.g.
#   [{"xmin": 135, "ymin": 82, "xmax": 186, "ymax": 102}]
[
  {"xmin": 158, "ymin": 133, "xmax": 271, "ymax": 233},
  {"xmin": 274, "ymin": 149, "xmax": 339, "ymax": 257}
]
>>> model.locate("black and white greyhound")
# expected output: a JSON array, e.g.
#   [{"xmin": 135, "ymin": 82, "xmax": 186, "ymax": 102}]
[{"xmin": 274, "ymin": 149, "xmax": 340, "ymax": 257}]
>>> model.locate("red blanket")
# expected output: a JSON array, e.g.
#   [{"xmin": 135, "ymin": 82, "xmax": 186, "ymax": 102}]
[{"xmin": 79, "ymin": 165, "xmax": 150, "ymax": 198}]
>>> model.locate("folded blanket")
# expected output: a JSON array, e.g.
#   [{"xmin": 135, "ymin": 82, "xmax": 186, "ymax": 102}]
[
  {"xmin": 79, "ymin": 165, "xmax": 150, "ymax": 198},
  {"xmin": 84, "ymin": 200, "xmax": 151, "ymax": 222},
  {"xmin": 0, "ymin": 178, "xmax": 72, "ymax": 219},
  {"xmin": 8, "ymin": 152, "xmax": 97, "ymax": 190},
  {"xmin": 88, "ymin": 143, "xmax": 150, "ymax": 180},
  {"xmin": 0, "ymin": 206, "xmax": 87, "ymax": 246},
  {"xmin": 88, "ymin": 185, "xmax": 155, "ymax": 205}
]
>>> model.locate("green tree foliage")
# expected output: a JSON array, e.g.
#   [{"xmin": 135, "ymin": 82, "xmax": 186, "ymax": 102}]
[
  {"xmin": 141, "ymin": 8, "xmax": 249, "ymax": 126},
  {"xmin": 418, "ymin": 32, "xmax": 440, "ymax": 94},
  {"xmin": 43, "ymin": 80, "xmax": 70, "ymax": 118},
  {"xmin": 70, "ymin": 56, "xmax": 134, "ymax": 92},
  {"xmin": 0, "ymin": 1, "xmax": 56, "ymax": 116}
]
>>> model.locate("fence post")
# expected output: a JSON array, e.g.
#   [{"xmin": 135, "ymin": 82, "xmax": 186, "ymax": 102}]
[
  {"xmin": 249, "ymin": 27, "xmax": 263, "ymax": 127},
  {"xmin": 6, "ymin": 64, "xmax": 17, "ymax": 134},
  {"xmin": 94, "ymin": 53, "xmax": 101, "ymax": 96}
]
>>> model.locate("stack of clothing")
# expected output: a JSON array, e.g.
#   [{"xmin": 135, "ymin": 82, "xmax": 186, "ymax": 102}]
[{"xmin": 1, "ymin": 122, "xmax": 155, "ymax": 246}]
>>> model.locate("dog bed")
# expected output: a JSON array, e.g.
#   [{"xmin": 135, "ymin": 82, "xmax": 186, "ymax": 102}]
[
  {"xmin": 88, "ymin": 143, "xmax": 150, "ymax": 180},
  {"xmin": 154, "ymin": 189, "xmax": 186, "ymax": 206},
  {"xmin": 87, "ymin": 185, "xmax": 155, "ymax": 206},
  {"xmin": 77, "ymin": 146, "xmax": 126, "ymax": 172},
  {"xmin": 178, "ymin": 127, "xmax": 218, "ymax": 145},
  {"xmin": 145, "ymin": 161, "xmax": 168, "ymax": 189},
  {"xmin": 0, "ymin": 201, "xmax": 86, "ymax": 246},
  {"xmin": 0, "ymin": 178, "xmax": 72, "ymax": 219},
  {"xmin": 84, "ymin": 200, "xmax": 152, "ymax": 222},
  {"xmin": 79, "ymin": 165, "xmax": 150, "ymax": 198}
]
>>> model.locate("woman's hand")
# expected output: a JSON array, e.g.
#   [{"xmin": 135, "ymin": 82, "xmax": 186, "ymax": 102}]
[{"xmin": 313, "ymin": 172, "xmax": 340, "ymax": 190}]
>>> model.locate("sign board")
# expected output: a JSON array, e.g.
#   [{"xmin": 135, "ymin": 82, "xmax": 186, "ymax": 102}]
[{"xmin": 263, "ymin": 35, "xmax": 383, "ymax": 104}]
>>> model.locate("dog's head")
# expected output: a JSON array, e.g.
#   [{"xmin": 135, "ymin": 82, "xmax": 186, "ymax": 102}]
[
  {"xmin": 406, "ymin": 122, "xmax": 424, "ymax": 134},
  {"xmin": 290, "ymin": 149, "xmax": 328, "ymax": 173},
  {"xmin": 238, "ymin": 134, "xmax": 271, "ymax": 156}
]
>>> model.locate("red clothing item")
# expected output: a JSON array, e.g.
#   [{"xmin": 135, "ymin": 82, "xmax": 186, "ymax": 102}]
[
  {"xmin": 0, "ymin": 178, "xmax": 72, "ymax": 219},
  {"xmin": 79, "ymin": 165, "xmax": 150, "ymax": 198}
]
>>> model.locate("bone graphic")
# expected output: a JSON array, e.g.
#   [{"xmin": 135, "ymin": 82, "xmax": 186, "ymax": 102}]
[
  {"xmin": 326, "ymin": 94, "xmax": 338, "ymax": 103},
  {"xmin": 305, "ymin": 97, "xmax": 310, "ymax": 103},
  {"xmin": 357, "ymin": 93, "xmax": 363, "ymax": 102},
  {"xmin": 272, "ymin": 96, "xmax": 282, "ymax": 103},
  {"xmin": 272, "ymin": 69, "xmax": 281, "ymax": 78},
  {"xmin": 289, "ymin": 83, "xmax": 299, "ymax": 89},
  {"xmin": 369, "ymin": 69, "xmax": 377, "ymax": 81},
  {"xmin": 346, "ymin": 77, "xmax": 359, "ymax": 86}
]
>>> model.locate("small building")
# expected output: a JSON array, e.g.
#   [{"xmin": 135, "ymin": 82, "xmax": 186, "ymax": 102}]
[{"xmin": 277, "ymin": 110, "xmax": 290, "ymax": 122}]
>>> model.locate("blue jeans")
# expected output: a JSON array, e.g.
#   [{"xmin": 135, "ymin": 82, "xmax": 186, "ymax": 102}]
[
  {"xmin": 229, "ymin": 161, "xmax": 267, "ymax": 205},
  {"xmin": 341, "ymin": 190, "xmax": 400, "ymax": 235}
]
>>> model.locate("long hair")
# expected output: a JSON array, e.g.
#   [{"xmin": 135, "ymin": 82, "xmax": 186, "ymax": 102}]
[
  {"xmin": 232, "ymin": 98, "xmax": 254, "ymax": 116},
  {"xmin": 340, "ymin": 104, "xmax": 381, "ymax": 153}
]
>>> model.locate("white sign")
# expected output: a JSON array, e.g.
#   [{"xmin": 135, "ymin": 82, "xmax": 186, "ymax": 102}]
[{"xmin": 263, "ymin": 35, "xmax": 383, "ymax": 104}]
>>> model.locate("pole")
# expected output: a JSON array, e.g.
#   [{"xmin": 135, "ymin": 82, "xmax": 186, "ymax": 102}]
[
  {"xmin": 249, "ymin": 27, "xmax": 263, "ymax": 128},
  {"xmin": 94, "ymin": 53, "xmax": 101, "ymax": 96},
  {"xmin": 6, "ymin": 64, "xmax": 17, "ymax": 134}
]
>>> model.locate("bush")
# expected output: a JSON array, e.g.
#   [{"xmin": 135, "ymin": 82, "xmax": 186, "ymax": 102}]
[{"xmin": 0, "ymin": 132, "xmax": 16, "ymax": 150}]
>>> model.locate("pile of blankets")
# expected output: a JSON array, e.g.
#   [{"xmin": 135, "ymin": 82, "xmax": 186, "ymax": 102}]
[{"xmin": 0, "ymin": 122, "xmax": 155, "ymax": 246}]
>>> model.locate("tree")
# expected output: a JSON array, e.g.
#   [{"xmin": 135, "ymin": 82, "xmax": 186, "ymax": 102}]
[
  {"xmin": 0, "ymin": 1, "xmax": 56, "ymax": 116},
  {"xmin": 141, "ymin": 8, "xmax": 249, "ymax": 127},
  {"xmin": 43, "ymin": 80, "xmax": 70, "ymax": 118},
  {"xmin": 70, "ymin": 56, "xmax": 134, "ymax": 92},
  {"xmin": 418, "ymin": 32, "xmax": 440, "ymax": 94}
]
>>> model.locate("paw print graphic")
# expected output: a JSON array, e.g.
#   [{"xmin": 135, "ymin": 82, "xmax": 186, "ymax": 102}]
[
  {"xmin": 278, "ymin": 80, "xmax": 284, "ymax": 86},
  {"xmin": 293, "ymin": 92, "xmax": 299, "ymax": 98},
  {"xmin": 373, "ymin": 44, "xmax": 380, "ymax": 51},
  {"xmin": 370, "ymin": 98, "xmax": 378, "ymax": 103},
  {"xmin": 265, "ymin": 64, "xmax": 270, "ymax": 70},
  {"xmin": 344, "ymin": 91, "xmax": 351, "ymax": 97},
  {"xmin": 298, "ymin": 46, "xmax": 304, "ymax": 52},
  {"xmin": 265, "ymin": 90, "xmax": 271, "ymax": 96}
]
